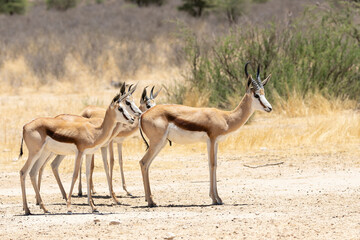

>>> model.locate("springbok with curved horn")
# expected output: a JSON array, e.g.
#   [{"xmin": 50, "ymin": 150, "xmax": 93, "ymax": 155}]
[
  {"xmin": 138, "ymin": 63, "xmax": 272, "ymax": 206},
  {"xmin": 38, "ymin": 85, "xmax": 162, "ymax": 205},
  {"xmin": 35, "ymin": 83, "xmax": 141, "ymax": 203},
  {"xmin": 108, "ymin": 85, "xmax": 162, "ymax": 197},
  {"xmin": 19, "ymin": 91, "xmax": 134, "ymax": 215},
  {"xmin": 80, "ymin": 85, "xmax": 162, "ymax": 202}
]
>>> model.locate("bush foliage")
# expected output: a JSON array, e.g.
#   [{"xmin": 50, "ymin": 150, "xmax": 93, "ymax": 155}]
[
  {"xmin": 0, "ymin": 0, "xmax": 27, "ymax": 15},
  {"xmin": 171, "ymin": 1, "xmax": 360, "ymax": 108},
  {"xmin": 126, "ymin": 0, "xmax": 165, "ymax": 7},
  {"xmin": 46, "ymin": 0, "xmax": 78, "ymax": 11}
]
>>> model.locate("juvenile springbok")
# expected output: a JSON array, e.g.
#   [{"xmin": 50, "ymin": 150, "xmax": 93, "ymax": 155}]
[
  {"xmin": 139, "ymin": 63, "xmax": 272, "ymax": 206},
  {"xmin": 19, "ymin": 91, "xmax": 134, "ymax": 215}
]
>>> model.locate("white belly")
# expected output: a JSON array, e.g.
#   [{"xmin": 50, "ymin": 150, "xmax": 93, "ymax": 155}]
[
  {"xmin": 44, "ymin": 137, "xmax": 78, "ymax": 155},
  {"xmin": 112, "ymin": 137, "xmax": 126, "ymax": 144},
  {"xmin": 167, "ymin": 123, "xmax": 208, "ymax": 144},
  {"xmin": 44, "ymin": 137, "xmax": 99, "ymax": 155}
]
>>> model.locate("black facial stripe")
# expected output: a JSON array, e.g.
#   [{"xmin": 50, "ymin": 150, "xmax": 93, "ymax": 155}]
[
  {"xmin": 122, "ymin": 111, "xmax": 129, "ymax": 120},
  {"xmin": 258, "ymin": 98, "xmax": 267, "ymax": 109},
  {"xmin": 129, "ymin": 102, "xmax": 137, "ymax": 113}
]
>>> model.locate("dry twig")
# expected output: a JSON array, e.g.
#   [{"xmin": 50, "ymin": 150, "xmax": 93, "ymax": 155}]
[{"xmin": 243, "ymin": 162, "xmax": 284, "ymax": 169}]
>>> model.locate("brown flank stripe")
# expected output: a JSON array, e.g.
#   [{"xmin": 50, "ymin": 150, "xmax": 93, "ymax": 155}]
[{"xmin": 166, "ymin": 113, "xmax": 209, "ymax": 134}]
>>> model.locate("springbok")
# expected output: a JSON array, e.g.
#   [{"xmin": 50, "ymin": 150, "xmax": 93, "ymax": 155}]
[
  {"xmin": 138, "ymin": 63, "xmax": 272, "ymax": 206},
  {"xmin": 19, "ymin": 91, "xmax": 134, "ymax": 215},
  {"xmin": 36, "ymin": 85, "xmax": 161, "ymax": 205},
  {"xmin": 36, "ymin": 84, "xmax": 142, "ymax": 204}
]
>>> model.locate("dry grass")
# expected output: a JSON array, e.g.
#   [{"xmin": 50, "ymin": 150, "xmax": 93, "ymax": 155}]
[{"xmin": 1, "ymin": 87, "xmax": 358, "ymax": 174}]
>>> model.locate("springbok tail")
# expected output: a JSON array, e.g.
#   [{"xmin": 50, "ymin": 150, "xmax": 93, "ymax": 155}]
[
  {"xmin": 139, "ymin": 118, "xmax": 149, "ymax": 150},
  {"xmin": 18, "ymin": 137, "xmax": 24, "ymax": 160}
]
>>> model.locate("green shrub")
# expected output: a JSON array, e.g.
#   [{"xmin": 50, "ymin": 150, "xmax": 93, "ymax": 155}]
[
  {"xmin": 212, "ymin": 0, "xmax": 249, "ymax": 24},
  {"xmin": 126, "ymin": 0, "xmax": 165, "ymax": 7},
  {"xmin": 46, "ymin": 0, "xmax": 78, "ymax": 11},
  {"xmin": 178, "ymin": 0, "xmax": 213, "ymax": 17},
  {"xmin": 172, "ymin": 1, "xmax": 360, "ymax": 108},
  {"xmin": 0, "ymin": 0, "xmax": 27, "ymax": 15}
]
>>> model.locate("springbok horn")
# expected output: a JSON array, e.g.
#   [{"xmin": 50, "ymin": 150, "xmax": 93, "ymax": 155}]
[
  {"xmin": 152, "ymin": 87, "xmax": 162, "ymax": 99},
  {"xmin": 257, "ymin": 65, "xmax": 261, "ymax": 82},
  {"xmin": 245, "ymin": 62, "xmax": 250, "ymax": 79},
  {"xmin": 128, "ymin": 84, "xmax": 134, "ymax": 92}
]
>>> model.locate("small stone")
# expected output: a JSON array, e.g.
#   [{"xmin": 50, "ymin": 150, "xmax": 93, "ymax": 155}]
[
  {"xmin": 164, "ymin": 232, "xmax": 176, "ymax": 240},
  {"xmin": 109, "ymin": 221, "xmax": 121, "ymax": 225},
  {"xmin": 94, "ymin": 219, "xmax": 100, "ymax": 224}
]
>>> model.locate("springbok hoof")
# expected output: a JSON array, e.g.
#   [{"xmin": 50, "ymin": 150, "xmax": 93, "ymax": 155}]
[
  {"xmin": 24, "ymin": 210, "xmax": 31, "ymax": 216},
  {"xmin": 148, "ymin": 202, "xmax": 157, "ymax": 208}
]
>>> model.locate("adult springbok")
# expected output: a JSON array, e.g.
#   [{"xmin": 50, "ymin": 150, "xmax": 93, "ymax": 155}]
[
  {"xmin": 37, "ymin": 85, "xmax": 161, "ymax": 205},
  {"xmin": 139, "ymin": 63, "xmax": 272, "ymax": 206},
  {"xmin": 19, "ymin": 91, "xmax": 134, "ymax": 215},
  {"xmin": 36, "ymin": 84, "xmax": 142, "ymax": 204}
]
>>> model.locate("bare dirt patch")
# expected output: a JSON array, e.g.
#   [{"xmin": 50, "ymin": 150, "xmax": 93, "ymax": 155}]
[{"xmin": 1, "ymin": 146, "xmax": 360, "ymax": 239}]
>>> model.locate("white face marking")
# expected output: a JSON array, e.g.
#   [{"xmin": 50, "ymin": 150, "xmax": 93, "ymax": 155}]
[
  {"xmin": 125, "ymin": 96, "xmax": 142, "ymax": 117},
  {"xmin": 252, "ymin": 90, "xmax": 272, "ymax": 112},
  {"xmin": 146, "ymin": 99, "xmax": 155, "ymax": 109},
  {"xmin": 167, "ymin": 123, "xmax": 208, "ymax": 144},
  {"xmin": 116, "ymin": 102, "xmax": 134, "ymax": 124}
]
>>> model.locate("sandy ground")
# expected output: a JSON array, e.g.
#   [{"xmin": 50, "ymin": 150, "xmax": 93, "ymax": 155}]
[{"xmin": 1, "ymin": 147, "xmax": 360, "ymax": 240}]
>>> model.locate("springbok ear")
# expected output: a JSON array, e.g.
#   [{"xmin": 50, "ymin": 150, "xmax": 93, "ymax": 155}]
[
  {"xmin": 129, "ymin": 82, "xmax": 138, "ymax": 95},
  {"xmin": 120, "ymin": 82, "xmax": 126, "ymax": 95},
  {"xmin": 245, "ymin": 75, "xmax": 252, "ymax": 93},
  {"xmin": 141, "ymin": 87, "xmax": 147, "ymax": 103},
  {"xmin": 262, "ymin": 74, "xmax": 271, "ymax": 86},
  {"xmin": 111, "ymin": 93, "xmax": 121, "ymax": 106},
  {"xmin": 152, "ymin": 87, "xmax": 162, "ymax": 99},
  {"xmin": 118, "ymin": 90, "xmax": 131, "ymax": 103}
]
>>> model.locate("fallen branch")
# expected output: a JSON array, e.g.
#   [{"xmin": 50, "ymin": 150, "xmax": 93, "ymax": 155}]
[{"xmin": 243, "ymin": 162, "xmax": 284, "ymax": 169}]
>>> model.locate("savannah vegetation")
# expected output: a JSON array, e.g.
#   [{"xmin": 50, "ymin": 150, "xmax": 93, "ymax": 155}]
[
  {"xmin": 0, "ymin": 2, "xmax": 359, "ymax": 238},
  {"xmin": 0, "ymin": 0, "xmax": 359, "ymax": 170}
]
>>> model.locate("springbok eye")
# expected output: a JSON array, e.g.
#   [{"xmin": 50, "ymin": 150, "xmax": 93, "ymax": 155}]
[
  {"xmin": 118, "ymin": 107, "xmax": 124, "ymax": 112},
  {"xmin": 125, "ymin": 101, "xmax": 130, "ymax": 105},
  {"xmin": 254, "ymin": 94, "xmax": 260, "ymax": 99}
]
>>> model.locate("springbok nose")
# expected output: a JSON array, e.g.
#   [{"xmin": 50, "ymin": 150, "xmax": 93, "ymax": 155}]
[
  {"xmin": 268, "ymin": 107, "xmax": 272, "ymax": 112},
  {"xmin": 130, "ymin": 117, "xmax": 135, "ymax": 124}
]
